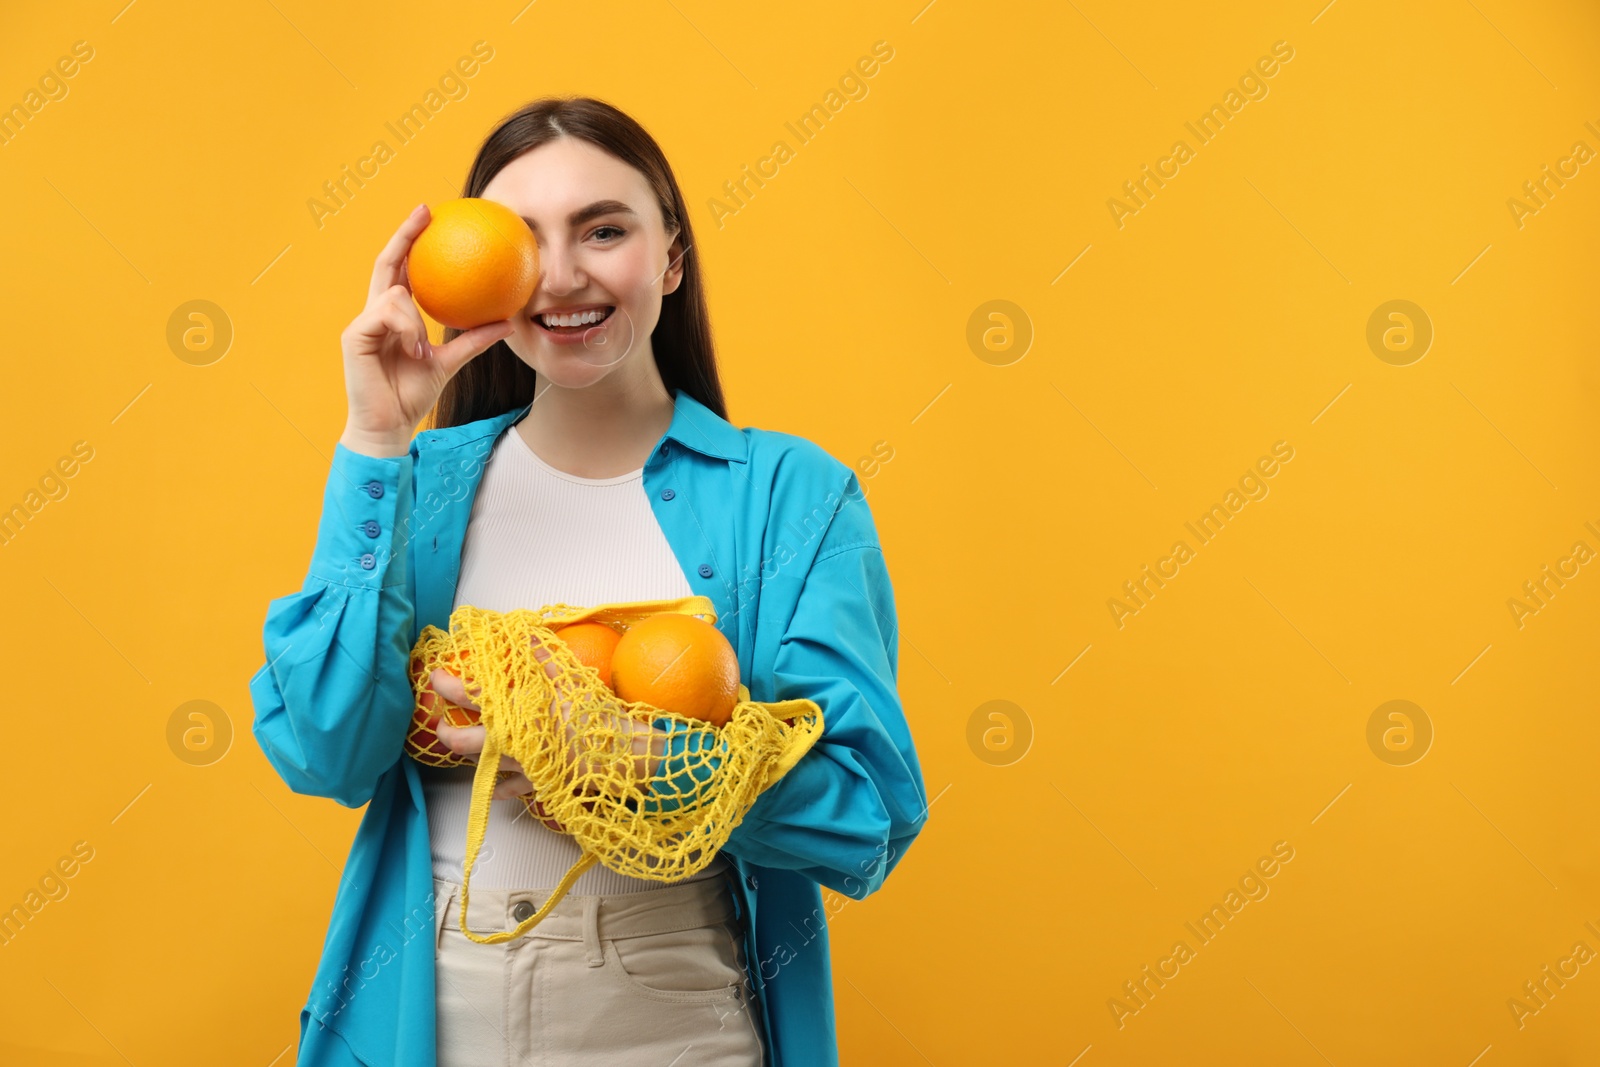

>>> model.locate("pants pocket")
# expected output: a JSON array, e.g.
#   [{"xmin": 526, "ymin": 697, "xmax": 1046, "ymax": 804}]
[
  {"xmin": 526, "ymin": 924, "xmax": 764, "ymax": 1066},
  {"xmin": 603, "ymin": 920, "xmax": 748, "ymax": 1005}
]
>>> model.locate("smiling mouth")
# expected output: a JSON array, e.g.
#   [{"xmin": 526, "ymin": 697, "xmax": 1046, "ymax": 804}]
[{"xmin": 535, "ymin": 306, "xmax": 615, "ymax": 332}]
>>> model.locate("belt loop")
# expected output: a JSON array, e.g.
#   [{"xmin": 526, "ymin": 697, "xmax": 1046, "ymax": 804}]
[
  {"xmin": 435, "ymin": 881, "xmax": 454, "ymax": 950},
  {"xmin": 722, "ymin": 866, "xmax": 744, "ymax": 927},
  {"xmin": 583, "ymin": 895, "xmax": 603, "ymax": 967},
  {"xmin": 435, "ymin": 883, "xmax": 448, "ymax": 953}
]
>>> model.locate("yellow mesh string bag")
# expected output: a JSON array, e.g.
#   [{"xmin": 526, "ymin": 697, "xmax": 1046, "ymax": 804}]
[{"xmin": 404, "ymin": 595, "xmax": 824, "ymax": 945}]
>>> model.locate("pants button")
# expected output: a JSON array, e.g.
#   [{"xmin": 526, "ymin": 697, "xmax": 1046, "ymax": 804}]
[{"xmin": 512, "ymin": 900, "xmax": 535, "ymax": 922}]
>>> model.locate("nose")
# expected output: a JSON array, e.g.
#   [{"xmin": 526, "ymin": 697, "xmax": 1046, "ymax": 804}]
[{"xmin": 537, "ymin": 239, "xmax": 585, "ymax": 298}]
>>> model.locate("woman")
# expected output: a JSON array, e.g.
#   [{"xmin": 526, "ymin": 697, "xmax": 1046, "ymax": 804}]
[{"xmin": 250, "ymin": 97, "xmax": 928, "ymax": 1067}]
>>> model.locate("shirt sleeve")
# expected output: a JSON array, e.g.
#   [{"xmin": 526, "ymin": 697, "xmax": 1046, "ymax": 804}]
[
  {"xmin": 717, "ymin": 475, "xmax": 930, "ymax": 898},
  {"xmin": 248, "ymin": 442, "xmax": 418, "ymax": 809}
]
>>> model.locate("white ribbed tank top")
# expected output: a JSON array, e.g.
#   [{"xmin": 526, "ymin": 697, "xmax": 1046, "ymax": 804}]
[{"xmin": 420, "ymin": 416, "xmax": 729, "ymax": 892}]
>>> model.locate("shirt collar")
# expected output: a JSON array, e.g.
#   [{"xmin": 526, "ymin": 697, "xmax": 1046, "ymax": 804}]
[
  {"xmin": 658, "ymin": 388, "xmax": 749, "ymax": 464},
  {"xmin": 444, "ymin": 387, "xmax": 748, "ymax": 464}
]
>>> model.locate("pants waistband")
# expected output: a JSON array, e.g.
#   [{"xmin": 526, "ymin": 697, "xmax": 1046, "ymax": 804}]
[{"xmin": 434, "ymin": 871, "xmax": 739, "ymax": 944}]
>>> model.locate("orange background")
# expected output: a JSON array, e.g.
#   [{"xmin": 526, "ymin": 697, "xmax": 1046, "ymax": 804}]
[{"xmin": 2, "ymin": 1, "xmax": 1598, "ymax": 1064}]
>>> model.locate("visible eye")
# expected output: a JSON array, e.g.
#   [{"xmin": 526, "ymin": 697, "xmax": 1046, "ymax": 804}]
[{"xmin": 591, "ymin": 225, "xmax": 625, "ymax": 242}]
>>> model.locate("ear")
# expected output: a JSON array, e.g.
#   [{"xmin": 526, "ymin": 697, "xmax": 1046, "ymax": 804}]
[{"xmin": 662, "ymin": 227, "xmax": 686, "ymax": 297}]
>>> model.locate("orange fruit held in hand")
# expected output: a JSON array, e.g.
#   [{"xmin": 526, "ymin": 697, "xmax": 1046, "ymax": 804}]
[
  {"xmin": 406, "ymin": 198, "xmax": 539, "ymax": 330},
  {"xmin": 611, "ymin": 614, "xmax": 740, "ymax": 727},
  {"xmin": 553, "ymin": 621, "xmax": 622, "ymax": 688}
]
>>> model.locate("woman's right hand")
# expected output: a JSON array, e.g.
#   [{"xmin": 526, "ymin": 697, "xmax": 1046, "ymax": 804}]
[
  {"xmin": 338, "ymin": 203, "xmax": 517, "ymax": 456},
  {"xmin": 430, "ymin": 668, "xmax": 540, "ymax": 800},
  {"xmin": 430, "ymin": 643, "xmax": 629, "ymax": 799}
]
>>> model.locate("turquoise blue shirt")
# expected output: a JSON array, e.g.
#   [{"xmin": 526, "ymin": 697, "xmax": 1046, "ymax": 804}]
[{"xmin": 249, "ymin": 388, "xmax": 929, "ymax": 1066}]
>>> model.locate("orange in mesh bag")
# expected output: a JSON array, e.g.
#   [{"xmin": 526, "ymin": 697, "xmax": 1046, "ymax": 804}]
[{"xmin": 404, "ymin": 596, "xmax": 824, "ymax": 945}]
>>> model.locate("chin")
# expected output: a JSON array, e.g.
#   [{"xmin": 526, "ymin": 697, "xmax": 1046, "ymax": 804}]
[{"xmin": 529, "ymin": 355, "xmax": 622, "ymax": 388}]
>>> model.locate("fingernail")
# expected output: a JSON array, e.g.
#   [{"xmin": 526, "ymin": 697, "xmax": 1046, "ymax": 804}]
[{"xmin": 415, "ymin": 340, "xmax": 426, "ymax": 360}]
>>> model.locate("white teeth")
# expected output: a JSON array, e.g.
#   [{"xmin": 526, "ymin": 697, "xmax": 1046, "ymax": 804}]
[{"xmin": 540, "ymin": 308, "xmax": 608, "ymax": 328}]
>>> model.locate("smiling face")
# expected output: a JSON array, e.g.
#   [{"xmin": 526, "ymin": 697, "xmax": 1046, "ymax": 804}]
[{"xmin": 480, "ymin": 136, "xmax": 684, "ymax": 388}]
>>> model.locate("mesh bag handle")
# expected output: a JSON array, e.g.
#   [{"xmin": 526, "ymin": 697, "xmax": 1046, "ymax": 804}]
[{"xmin": 407, "ymin": 596, "xmax": 823, "ymax": 945}]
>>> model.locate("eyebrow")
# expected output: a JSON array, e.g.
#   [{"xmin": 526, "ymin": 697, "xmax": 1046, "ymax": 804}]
[{"xmin": 523, "ymin": 200, "xmax": 639, "ymax": 232}]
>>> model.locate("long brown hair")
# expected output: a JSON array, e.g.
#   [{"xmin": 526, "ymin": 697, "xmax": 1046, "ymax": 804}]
[{"xmin": 427, "ymin": 97, "xmax": 726, "ymax": 430}]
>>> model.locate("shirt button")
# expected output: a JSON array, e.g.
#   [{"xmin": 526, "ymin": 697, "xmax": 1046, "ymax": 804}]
[
  {"xmin": 358, "ymin": 553, "xmax": 376, "ymax": 570},
  {"xmin": 660, "ymin": 443, "xmax": 671, "ymax": 457},
  {"xmin": 362, "ymin": 480, "xmax": 384, "ymax": 499},
  {"xmin": 698, "ymin": 564, "xmax": 713, "ymax": 578},
  {"xmin": 361, "ymin": 520, "xmax": 380, "ymax": 538},
  {"xmin": 660, "ymin": 488, "xmax": 676, "ymax": 501},
  {"xmin": 512, "ymin": 900, "xmax": 536, "ymax": 922},
  {"xmin": 746, "ymin": 874, "xmax": 758, "ymax": 890}
]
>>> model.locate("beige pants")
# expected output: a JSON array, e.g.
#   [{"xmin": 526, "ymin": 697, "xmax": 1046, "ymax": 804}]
[{"xmin": 432, "ymin": 872, "xmax": 766, "ymax": 1066}]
